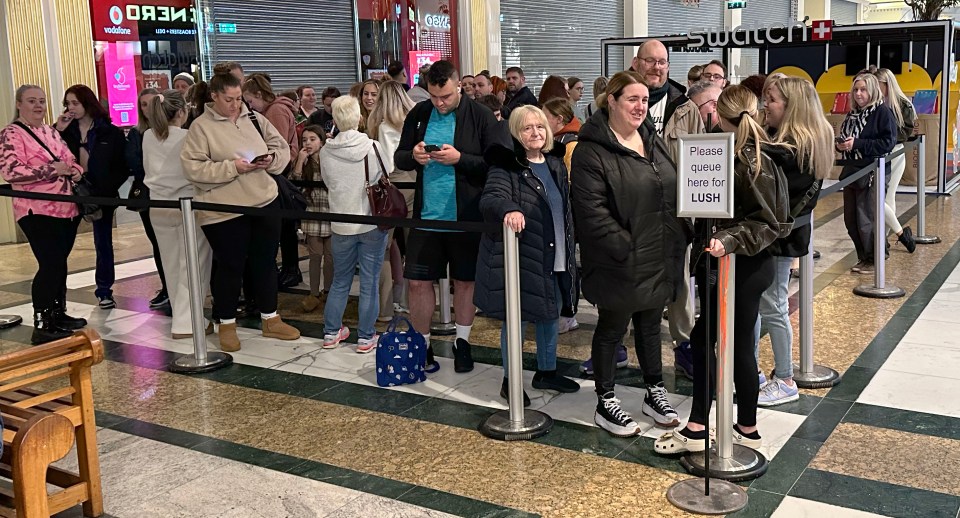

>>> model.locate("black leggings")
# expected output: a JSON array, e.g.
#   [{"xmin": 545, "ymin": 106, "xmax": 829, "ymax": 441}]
[
  {"xmin": 689, "ymin": 251, "xmax": 774, "ymax": 428},
  {"xmin": 139, "ymin": 209, "xmax": 167, "ymax": 291},
  {"xmin": 279, "ymin": 219, "xmax": 300, "ymax": 271},
  {"xmin": 18, "ymin": 215, "xmax": 79, "ymax": 311},
  {"xmin": 592, "ymin": 307, "xmax": 663, "ymax": 395},
  {"xmin": 202, "ymin": 199, "xmax": 282, "ymax": 320}
]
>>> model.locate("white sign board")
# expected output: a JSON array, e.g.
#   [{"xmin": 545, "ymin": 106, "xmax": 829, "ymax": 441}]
[{"xmin": 677, "ymin": 133, "xmax": 735, "ymax": 219}]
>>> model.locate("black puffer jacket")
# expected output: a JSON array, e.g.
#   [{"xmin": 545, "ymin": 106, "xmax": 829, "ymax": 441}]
[
  {"xmin": 570, "ymin": 108, "xmax": 689, "ymax": 312},
  {"xmin": 767, "ymin": 145, "xmax": 821, "ymax": 258},
  {"xmin": 474, "ymin": 141, "xmax": 578, "ymax": 321},
  {"xmin": 60, "ymin": 118, "xmax": 128, "ymax": 197},
  {"xmin": 710, "ymin": 142, "xmax": 790, "ymax": 256}
]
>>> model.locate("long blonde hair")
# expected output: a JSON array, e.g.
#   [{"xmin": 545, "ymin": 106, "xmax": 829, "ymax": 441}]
[
  {"xmin": 367, "ymin": 80, "xmax": 414, "ymax": 139},
  {"xmin": 874, "ymin": 68, "xmax": 912, "ymax": 128},
  {"xmin": 770, "ymin": 78, "xmax": 834, "ymax": 180},
  {"xmin": 717, "ymin": 84, "xmax": 778, "ymax": 177},
  {"xmin": 144, "ymin": 90, "xmax": 186, "ymax": 141}
]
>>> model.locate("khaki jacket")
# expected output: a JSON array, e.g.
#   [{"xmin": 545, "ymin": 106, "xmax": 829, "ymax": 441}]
[
  {"xmin": 662, "ymin": 98, "xmax": 706, "ymax": 165},
  {"xmin": 181, "ymin": 103, "xmax": 290, "ymax": 225}
]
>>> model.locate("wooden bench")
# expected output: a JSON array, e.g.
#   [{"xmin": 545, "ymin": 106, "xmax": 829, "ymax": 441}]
[{"xmin": 0, "ymin": 329, "xmax": 105, "ymax": 517}]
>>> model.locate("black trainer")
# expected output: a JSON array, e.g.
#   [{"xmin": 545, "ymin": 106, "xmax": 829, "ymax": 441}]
[
  {"xmin": 595, "ymin": 391, "xmax": 640, "ymax": 437},
  {"xmin": 52, "ymin": 304, "xmax": 86, "ymax": 330},
  {"xmin": 899, "ymin": 226, "xmax": 917, "ymax": 253},
  {"xmin": 453, "ymin": 338, "xmax": 474, "ymax": 373},
  {"xmin": 641, "ymin": 382, "xmax": 680, "ymax": 428},
  {"xmin": 424, "ymin": 346, "xmax": 440, "ymax": 373},
  {"xmin": 500, "ymin": 377, "xmax": 530, "ymax": 407},
  {"xmin": 148, "ymin": 289, "xmax": 169, "ymax": 309},
  {"xmin": 532, "ymin": 370, "xmax": 580, "ymax": 393}
]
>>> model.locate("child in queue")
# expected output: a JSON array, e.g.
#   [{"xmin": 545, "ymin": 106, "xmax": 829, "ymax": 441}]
[{"xmin": 291, "ymin": 125, "xmax": 334, "ymax": 313}]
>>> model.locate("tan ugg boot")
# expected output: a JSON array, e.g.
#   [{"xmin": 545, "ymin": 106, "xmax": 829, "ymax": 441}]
[
  {"xmin": 262, "ymin": 316, "xmax": 300, "ymax": 340},
  {"xmin": 218, "ymin": 322, "xmax": 241, "ymax": 352}
]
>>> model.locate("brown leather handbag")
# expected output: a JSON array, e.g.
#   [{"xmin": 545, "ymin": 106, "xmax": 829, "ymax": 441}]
[{"xmin": 364, "ymin": 142, "xmax": 408, "ymax": 230}]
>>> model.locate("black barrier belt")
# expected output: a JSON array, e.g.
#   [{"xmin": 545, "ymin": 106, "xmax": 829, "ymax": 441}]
[
  {"xmin": 0, "ymin": 185, "xmax": 497, "ymax": 233},
  {"xmin": 290, "ymin": 179, "xmax": 417, "ymax": 190}
]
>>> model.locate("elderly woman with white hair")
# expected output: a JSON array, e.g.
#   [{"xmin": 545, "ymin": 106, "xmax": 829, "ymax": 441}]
[{"xmin": 319, "ymin": 96, "xmax": 390, "ymax": 353}]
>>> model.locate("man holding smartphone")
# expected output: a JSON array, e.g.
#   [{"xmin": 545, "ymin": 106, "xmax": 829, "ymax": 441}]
[{"xmin": 395, "ymin": 60, "xmax": 504, "ymax": 374}]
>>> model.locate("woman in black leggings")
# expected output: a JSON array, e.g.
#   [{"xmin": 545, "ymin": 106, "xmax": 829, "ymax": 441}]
[{"xmin": 655, "ymin": 85, "xmax": 790, "ymax": 455}]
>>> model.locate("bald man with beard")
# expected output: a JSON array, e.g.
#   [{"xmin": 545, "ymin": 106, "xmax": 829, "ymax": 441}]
[{"xmin": 631, "ymin": 40, "xmax": 687, "ymax": 135}]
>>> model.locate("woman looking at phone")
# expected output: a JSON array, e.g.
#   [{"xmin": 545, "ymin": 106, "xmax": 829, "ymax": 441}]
[{"xmin": 180, "ymin": 68, "xmax": 301, "ymax": 352}]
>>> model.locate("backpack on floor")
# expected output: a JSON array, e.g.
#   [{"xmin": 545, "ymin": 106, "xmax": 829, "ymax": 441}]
[{"xmin": 376, "ymin": 316, "xmax": 427, "ymax": 387}]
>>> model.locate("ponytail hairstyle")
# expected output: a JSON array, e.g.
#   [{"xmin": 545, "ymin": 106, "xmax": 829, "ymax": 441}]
[
  {"xmin": 209, "ymin": 69, "xmax": 241, "ymax": 93},
  {"xmin": 242, "ymin": 74, "xmax": 276, "ymax": 104},
  {"xmin": 771, "ymin": 77, "xmax": 835, "ymax": 180},
  {"xmin": 144, "ymin": 90, "xmax": 186, "ymax": 141},
  {"xmin": 14, "ymin": 84, "xmax": 44, "ymax": 123},
  {"xmin": 874, "ymin": 68, "xmax": 912, "ymax": 128},
  {"xmin": 716, "ymin": 84, "xmax": 774, "ymax": 178},
  {"xmin": 597, "ymin": 71, "xmax": 644, "ymax": 110},
  {"xmin": 136, "ymin": 88, "xmax": 160, "ymax": 133}
]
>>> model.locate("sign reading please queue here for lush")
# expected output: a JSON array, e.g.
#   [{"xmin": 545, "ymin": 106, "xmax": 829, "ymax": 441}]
[{"xmin": 677, "ymin": 133, "xmax": 735, "ymax": 219}]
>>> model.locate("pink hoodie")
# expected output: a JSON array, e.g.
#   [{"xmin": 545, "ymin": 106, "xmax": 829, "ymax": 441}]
[{"xmin": 0, "ymin": 123, "xmax": 82, "ymax": 220}]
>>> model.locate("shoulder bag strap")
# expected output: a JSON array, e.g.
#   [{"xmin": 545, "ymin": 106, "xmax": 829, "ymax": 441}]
[
  {"xmin": 247, "ymin": 112, "xmax": 265, "ymax": 142},
  {"xmin": 13, "ymin": 121, "xmax": 59, "ymax": 162},
  {"xmin": 363, "ymin": 155, "xmax": 371, "ymax": 187},
  {"xmin": 371, "ymin": 141, "xmax": 389, "ymax": 181},
  {"xmin": 790, "ymin": 180, "xmax": 821, "ymax": 218}
]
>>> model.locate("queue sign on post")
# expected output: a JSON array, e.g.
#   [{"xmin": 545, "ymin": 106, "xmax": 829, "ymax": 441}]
[{"xmin": 677, "ymin": 133, "xmax": 735, "ymax": 219}]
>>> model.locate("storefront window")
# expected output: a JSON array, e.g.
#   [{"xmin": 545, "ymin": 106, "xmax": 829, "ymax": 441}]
[
  {"xmin": 356, "ymin": 0, "xmax": 458, "ymax": 84},
  {"xmin": 89, "ymin": 0, "xmax": 200, "ymax": 127}
]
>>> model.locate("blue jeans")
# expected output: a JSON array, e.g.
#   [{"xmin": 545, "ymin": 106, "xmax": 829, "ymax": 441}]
[
  {"xmin": 324, "ymin": 229, "xmax": 389, "ymax": 340},
  {"xmin": 91, "ymin": 206, "xmax": 116, "ymax": 298},
  {"xmin": 500, "ymin": 278, "xmax": 561, "ymax": 375},
  {"xmin": 754, "ymin": 256, "xmax": 794, "ymax": 379}
]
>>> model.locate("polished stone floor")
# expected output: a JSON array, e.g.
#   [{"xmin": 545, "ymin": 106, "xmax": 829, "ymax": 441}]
[{"xmin": 3, "ymin": 189, "xmax": 960, "ymax": 517}]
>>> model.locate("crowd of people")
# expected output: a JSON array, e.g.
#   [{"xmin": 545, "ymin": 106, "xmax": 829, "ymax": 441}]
[{"xmin": 0, "ymin": 40, "xmax": 920, "ymax": 448}]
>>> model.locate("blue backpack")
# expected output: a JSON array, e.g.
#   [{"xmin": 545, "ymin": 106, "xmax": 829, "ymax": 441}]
[{"xmin": 376, "ymin": 317, "xmax": 427, "ymax": 387}]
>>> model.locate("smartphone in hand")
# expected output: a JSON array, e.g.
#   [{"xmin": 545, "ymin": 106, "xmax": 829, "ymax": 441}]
[
  {"xmin": 424, "ymin": 144, "xmax": 441, "ymax": 153},
  {"xmin": 252, "ymin": 153, "xmax": 271, "ymax": 163}
]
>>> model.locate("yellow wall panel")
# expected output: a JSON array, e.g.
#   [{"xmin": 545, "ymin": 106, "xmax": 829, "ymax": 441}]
[
  {"xmin": 6, "ymin": 0, "xmax": 53, "ymax": 121},
  {"xmin": 470, "ymin": 0, "xmax": 487, "ymax": 73},
  {"xmin": 56, "ymin": 0, "xmax": 97, "ymax": 94}
]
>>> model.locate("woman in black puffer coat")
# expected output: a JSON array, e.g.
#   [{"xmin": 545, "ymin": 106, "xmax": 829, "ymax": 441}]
[
  {"xmin": 475, "ymin": 105, "xmax": 580, "ymax": 406},
  {"xmin": 570, "ymin": 71, "xmax": 689, "ymax": 437}
]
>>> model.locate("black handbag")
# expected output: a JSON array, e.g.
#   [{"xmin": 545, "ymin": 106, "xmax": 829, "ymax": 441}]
[
  {"xmin": 13, "ymin": 121, "xmax": 101, "ymax": 222},
  {"xmin": 127, "ymin": 178, "xmax": 149, "ymax": 213},
  {"xmin": 246, "ymin": 112, "xmax": 307, "ymax": 211}
]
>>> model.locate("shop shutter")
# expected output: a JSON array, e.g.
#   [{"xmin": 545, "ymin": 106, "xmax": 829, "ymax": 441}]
[
  {"xmin": 648, "ymin": 0, "xmax": 724, "ymax": 87},
  {"xmin": 832, "ymin": 0, "xmax": 859, "ymax": 25},
  {"xmin": 205, "ymin": 0, "xmax": 358, "ymax": 92},
  {"xmin": 500, "ymin": 0, "xmax": 623, "ymax": 104},
  {"xmin": 739, "ymin": 0, "xmax": 794, "ymax": 79}
]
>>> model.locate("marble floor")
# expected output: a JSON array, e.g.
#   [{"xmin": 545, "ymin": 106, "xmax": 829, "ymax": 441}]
[{"xmin": 3, "ymin": 193, "xmax": 960, "ymax": 517}]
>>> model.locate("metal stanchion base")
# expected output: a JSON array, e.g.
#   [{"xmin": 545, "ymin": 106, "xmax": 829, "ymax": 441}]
[
  {"xmin": 852, "ymin": 284, "xmax": 905, "ymax": 299},
  {"xmin": 0, "ymin": 315, "xmax": 23, "ymax": 329},
  {"xmin": 479, "ymin": 409, "xmax": 553, "ymax": 441},
  {"xmin": 169, "ymin": 351, "xmax": 233, "ymax": 374},
  {"xmin": 792, "ymin": 363, "xmax": 841, "ymax": 389},
  {"xmin": 430, "ymin": 322, "xmax": 456, "ymax": 335},
  {"xmin": 666, "ymin": 478, "xmax": 748, "ymax": 515},
  {"xmin": 681, "ymin": 445, "xmax": 768, "ymax": 482},
  {"xmin": 916, "ymin": 235, "xmax": 941, "ymax": 245}
]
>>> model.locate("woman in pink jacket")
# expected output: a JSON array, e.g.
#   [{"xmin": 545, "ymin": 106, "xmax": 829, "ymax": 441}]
[{"xmin": 0, "ymin": 85, "xmax": 88, "ymax": 344}]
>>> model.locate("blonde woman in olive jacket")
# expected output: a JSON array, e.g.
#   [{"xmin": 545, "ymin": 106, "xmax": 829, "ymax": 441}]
[{"xmin": 180, "ymin": 70, "xmax": 300, "ymax": 352}]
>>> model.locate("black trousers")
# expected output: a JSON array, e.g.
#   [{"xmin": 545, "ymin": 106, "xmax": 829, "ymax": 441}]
[
  {"xmin": 202, "ymin": 200, "xmax": 281, "ymax": 320},
  {"xmin": 138, "ymin": 209, "xmax": 167, "ymax": 291},
  {"xmin": 18, "ymin": 215, "xmax": 80, "ymax": 311},
  {"xmin": 689, "ymin": 251, "xmax": 774, "ymax": 428},
  {"xmin": 592, "ymin": 306, "xmax": 664, "ymax": 395},
  {"xmin": 842, "ymin": 169, "xmax": 890, "ymax": 263},
  {"xmin": 279, "ymin": 218, "xmax": 300, "ymax": 271}
]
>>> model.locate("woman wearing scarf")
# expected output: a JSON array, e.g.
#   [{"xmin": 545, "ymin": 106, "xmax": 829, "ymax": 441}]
[{"xmin": 836, "ymin": 73, "xmax": 897, "ymax": 274}]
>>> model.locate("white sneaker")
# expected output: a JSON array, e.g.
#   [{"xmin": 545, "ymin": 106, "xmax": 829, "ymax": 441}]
[
  {"xmin": 322, "ymin": 325, "xmax": 350, "ymax": 349},
  {"xmin": 393, "ymin": 303, "xmax": 409, "ymax": 314},
  {"xmin": 558, "ymin": 316, "xmax": 579, "ymax": 334},
  {"xmin": 357, "ymin": 333, "xmax": 378, "ymax": 354},
  {"xmin": 757, "ymin": 377, "xmax": 799, "ymax": 407}
]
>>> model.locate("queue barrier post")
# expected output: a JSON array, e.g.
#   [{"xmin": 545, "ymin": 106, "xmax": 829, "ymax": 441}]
[
  {"xmin": 431, "ymin": 270, "xmax": 456, "ymax": 336},
  {"xmin": 854, "ymin": 157, "xmax": 906, "ymax": 299},
  {"xmin": 479, "ymin": 223, "xmax": 552, "ymax": 441},
  {"xmin": 914, "ymin": 135, "xmax": 941, "ymax": 245},
  {"xmin": 0, "ymin": 315, "xmax": 22, "ymax": 329},
  {"xmin": 680, "ymin": 254, "xmax": 768, "ymax": 483},
  {"xmin": 793, "ymin": 210, "xmax": 841, "ymax": 389},
  {"xmin": 170, "ymin": 198, "xmax": 233, "ymax": 374}
]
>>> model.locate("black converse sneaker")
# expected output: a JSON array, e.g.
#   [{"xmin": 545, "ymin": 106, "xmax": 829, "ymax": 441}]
[
  {"xmin": 642, "ymin": 383, "xmax": 680, "ymax": 428},
  {"xmin": 595, "ymin": 392, "xmax": 640, "ymax": 437}
]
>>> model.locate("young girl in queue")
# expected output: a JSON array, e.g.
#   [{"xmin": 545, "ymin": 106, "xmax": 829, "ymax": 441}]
[
  {"xmin": 290, "ymin": 125, "xmax": 333, "ymax": 313},
  {"xmin": 655, "ymin": 85, "xmax": 789, "ymax": 454},
  {"xmin": 837, "ymin": 73, "xmax": 897, "ymax": 274},
  {"xmin": 755, "ymin": 77, "xmax": 835, "ymax": 407},
  {"xmin": 475, "ymin": 105, "xmax": 581, "ymax": 406}
]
